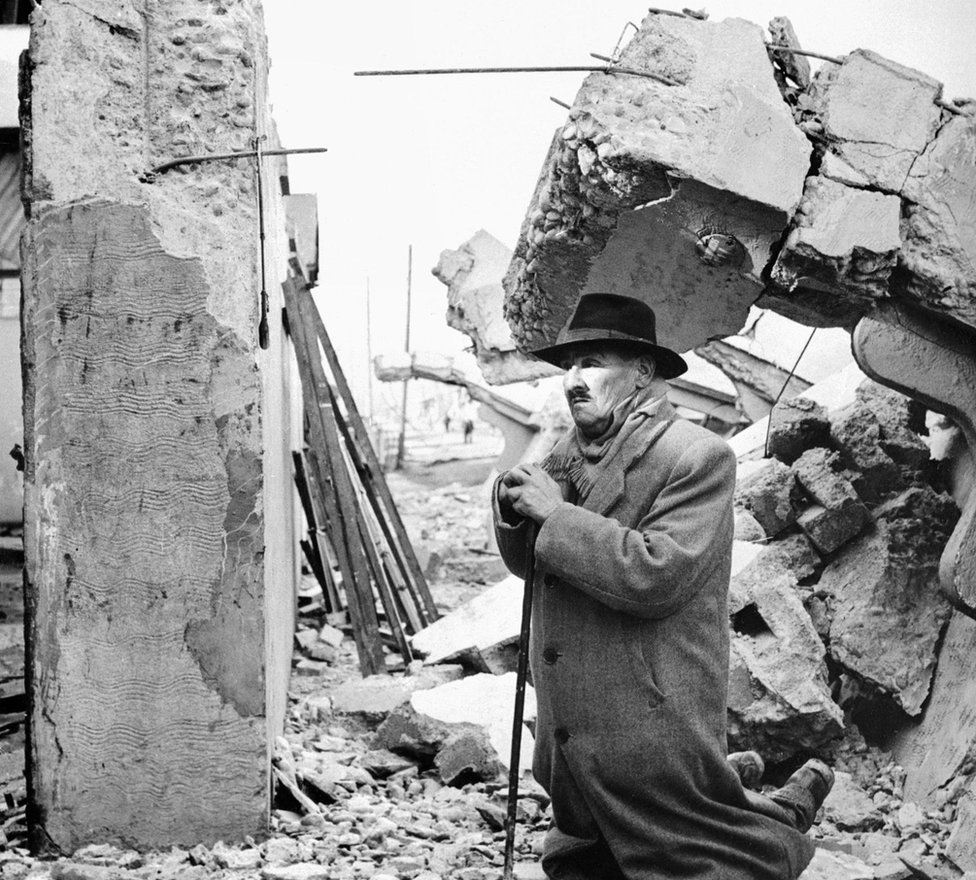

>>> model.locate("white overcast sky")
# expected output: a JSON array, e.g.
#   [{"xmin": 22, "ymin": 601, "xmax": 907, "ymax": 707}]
[{"xmin": 262, "ymin": 1, "xmax": 976, "ymax": 410}]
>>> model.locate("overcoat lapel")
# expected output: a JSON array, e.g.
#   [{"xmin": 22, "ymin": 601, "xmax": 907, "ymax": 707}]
[{"xmin": 582, "ymin": 401, "xmax": 678, "ymax": 515}]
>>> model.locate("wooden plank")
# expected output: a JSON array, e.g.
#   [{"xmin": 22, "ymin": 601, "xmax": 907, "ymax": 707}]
[
  {"xmin": 283, "ymin": 277, "xmax": 385, "ymax": 676},
  {"xmin": 293, "ymin": 450, "xmax": 341, "ymax": 612},
  {"xmin": 294, "ymin": 277, "xmax": 439, "ymax": 622}
]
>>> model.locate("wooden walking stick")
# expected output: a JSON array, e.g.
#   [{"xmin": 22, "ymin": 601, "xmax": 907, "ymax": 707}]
[{"xmin": 504, "ymin": 522, "xmax": 538, "ymax": 880}]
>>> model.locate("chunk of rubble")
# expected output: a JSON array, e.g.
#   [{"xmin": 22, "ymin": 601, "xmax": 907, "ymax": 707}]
[
  {"xmin": 797, "ymin": 848, "xmax": 874, "ymax": 880},
  {"xmin": 822, "ymin": 771, "xmax": 883, "ymax": 832},
  {"xmin": 331, "ymin": 665, "xmax": 465, "ymax": 722},
  {"xmin": 766, "ymin": 397, "xmax": 832, "ymax": 465},
  {"xmin": 502, "ymin": 12, "xmax": 810, "ymax": 356},
  {"xmin": 727, "ymin": 553, "xmax": 843, "ymax": 760},
  {"xmin": 410, "ymin": 575, "xmax": 524, "ymax": 673},
  {"xmin": 819, "ymin": 488, "xmax": 957, "ymax": 716},
  {"xmin": 792, "ymin": 448, "xmax": 870, "ymax": 554},
  {"xmin": 376, "ymin": 674, "xmax": 536, "ymax": 779},
  {"xmin": 433, "ymin": 230, "xmax": 557, "ymax": 384},
  {"xmin": 734, "ymin": 458, "xmax": 799, "ymax": 538},
  {"xmin": 891, "ymin": 611, "xmax": 976, "ymax": 805}
]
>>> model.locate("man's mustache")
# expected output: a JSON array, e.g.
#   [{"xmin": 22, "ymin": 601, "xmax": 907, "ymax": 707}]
[{"xmin": 567, "ymin": 390, "xmax": 590, "ymax": 403}]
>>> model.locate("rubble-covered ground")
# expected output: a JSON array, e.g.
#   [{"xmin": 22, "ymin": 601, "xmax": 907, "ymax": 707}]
[{"xmin": 0, "ymin": 437, "xmax": 971, "ymax": 879}]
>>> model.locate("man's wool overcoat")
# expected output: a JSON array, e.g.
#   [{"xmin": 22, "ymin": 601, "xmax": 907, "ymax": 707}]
[{"xmin": 494, "ymin": 401, "xmax": 816, "ymax": 880}]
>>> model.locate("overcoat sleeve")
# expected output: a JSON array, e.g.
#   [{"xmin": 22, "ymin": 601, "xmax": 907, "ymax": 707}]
[
  {"xmin": 490, "ymin": 472, "xmax": 532, "ymax": 579},
  {"xmin": 533, "ymin": 435, "xmax": 736, "ymax": 619}
]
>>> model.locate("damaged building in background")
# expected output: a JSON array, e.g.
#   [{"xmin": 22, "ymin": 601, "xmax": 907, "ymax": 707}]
[{"xmin": 428, "ymin": 9, "xmax": 976, "ymax": 870}]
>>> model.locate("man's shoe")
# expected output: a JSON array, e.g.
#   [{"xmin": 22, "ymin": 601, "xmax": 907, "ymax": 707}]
[
  {"xmin": 768, "ymin": 758, "xmax": 835, "ymax": 833},
  {"xmin": 727, "ymin": 750, "xmax": 765, "ymax": 790}
]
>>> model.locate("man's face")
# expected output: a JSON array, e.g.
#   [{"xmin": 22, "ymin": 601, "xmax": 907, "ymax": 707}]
[{"xmin": 560, "ymin": 345, "xmax": 647, "ymax": 437}]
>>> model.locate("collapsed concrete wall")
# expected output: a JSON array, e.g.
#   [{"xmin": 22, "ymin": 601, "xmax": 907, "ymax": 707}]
[{"xmin": 20, "ymin": 0, "xmax": 299, "ymax": 852}]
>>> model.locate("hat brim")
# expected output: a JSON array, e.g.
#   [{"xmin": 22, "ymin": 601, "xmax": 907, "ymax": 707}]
[{"xmin": 530, "ymin": 335, "xmax": 688, "ymax": 380}]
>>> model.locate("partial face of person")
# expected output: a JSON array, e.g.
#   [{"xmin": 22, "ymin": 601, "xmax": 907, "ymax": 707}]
[{"xmin": 560, "ymin": 345, "xmax": 652, "ymax": 437}]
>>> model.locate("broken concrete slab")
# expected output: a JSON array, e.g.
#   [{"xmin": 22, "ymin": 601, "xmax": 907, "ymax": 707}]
[
  {"xmin": 410, "ymin": 673, "xmax": 536, "ymax": 776},
  {"xmin": 792, "ymin": 448, "xmax": 870, "ymax": 554},
  {"xmin": 734, "ymin": 458, "xmax": 799, "ymax": 538},
  {"xmin": 502, "ymin": 12, "xmax": 810, "ymax": 358},
  {"xmin": 901, "ymin": 112, "xmax": 976, "ymax": 329},
  {"xmin": 814, "ymin": 50, "xmax": 943, "ymax": 194},
  {"xmin": 727, "ymin": 555, "xmax": 843, "ymax": 760},
  {"xmin": 331, "ymin": 666, "xmax": 465, "ymax": 722},
  {"xmin": 946, "ymin": 787, "xmax": 976, "ymax": 872},
  {"xmin": 434, "ymin": 728, "xmax": 502, "ymax": 785},
  {"xmin": 771, "ymin": 176, "xmax": 902, "ymax": 313},
  {"xmin": 891, "ymin": 612, "xmax": 976, "ymax": 806},
  {"xmin": 820, "ymin": 496, "xmax": 955, "ymax": 716},
  {"xmin": 822, "ymin": 771, "xmax": 883, "ymax": 832},
  {"xmin": 766, "ymin": 397, "xmax": 833, "ymax": 465},
  {"xmin": 433, "ymin": 230, "xmax": 557, "ymax": 385},
  {"xmin": 410, "ymin": 575, "xmax": 523, "ymax": 672},
  {"xmin": 797, "ymin": 848, "xmax": 874, "ymax": 880}
]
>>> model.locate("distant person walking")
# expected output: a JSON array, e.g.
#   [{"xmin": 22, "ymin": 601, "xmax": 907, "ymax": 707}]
[{"xmin": 461, "ymin": 400, "xmax": 477, "ymax": 444}]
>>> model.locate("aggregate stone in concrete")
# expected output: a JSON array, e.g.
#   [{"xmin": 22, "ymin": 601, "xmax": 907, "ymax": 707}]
[
  {"xmin": 502, "ymin": 11, "xmax": 809, "ymax": 358},
  {"xmin": 734, "ymin": 458, "xmax": 799, "ymax": 537}
]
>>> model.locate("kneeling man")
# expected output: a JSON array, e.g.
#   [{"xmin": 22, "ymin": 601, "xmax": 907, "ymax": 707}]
[{"xmin": 494, "ymin": 293, "xmax": 831, "ymax": 880}]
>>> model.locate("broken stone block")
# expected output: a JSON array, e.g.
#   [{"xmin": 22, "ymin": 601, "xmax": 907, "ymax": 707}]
[
  {"xmin": 891, "ymin": 613, "xmax": 976, "ymax": 806},
  {"xmin": 766, "ymin": 397, "xmax": 833, "ymax": 465},
  {"xmin": 947, "ymin": 787, "xmax": 976, "ymax": 872},
  {"xmin": 374, "ymin": 703, "xmax": 463, "ymax": 762},
  {"xmin": 433, "ymin": 230, "xmax": 556, "ymax": 384},
  {"xmin": 854, "ymin": 381, "xmax": 929, "ymax": 470},
  {"xmin": 814, "ymin": 50, "xmax": 943, "ymax": 194},
  {"xmin": 502, "ymin": 12, "xmax": 810, "ymax": 357},
  {"xmin": 434, "ymin": 728, "xmax": 502, "ymax": 785},
  {"xmin": 797, "ymin": 848, "xmax": 874, "ymax": 880},
  {"xmin": 410, "ymin": 673, "xmax": 536, "ymax": 776},
  {"xmin": 822, "ymin": 771, "xmax": 882, "ymax": 832},
  {"xmin": 819, "ymin": 490, "xmax": 956, "ymax": 716},
  {"xmin": 331, "ymin": 665, "xmax": 465, "ymax": 723},
  {"xmin": 771, "ymin": 176, "xmax": 902, "ymax": 314},
  {"xmin": 752, "ymin": 532, "xmax": 821, "ymax": 582},
  {"xmin": 830, "ymin": 401, "xmax": 901, "ymax": 502},
  {"xmin": 733, "ymin": 509, "xmax": 765, "ymax": 543},
  {"xmin": 727, "ymin": 557, "xmax": 843, "ymax": 760},
  {"xmin": 410, "ymin": 575, "xmax": 523, "ymax": 672},
  {"xmin": 792, "ymin": 448, "xmax": 870, "ymax": 553},
  {"xmin": 734, "ymin": 458, "xmax": 799, "ymax": 537},
  {"xmin": 901, "ymin": 111, "xmax": 976, "ymax": 328}
]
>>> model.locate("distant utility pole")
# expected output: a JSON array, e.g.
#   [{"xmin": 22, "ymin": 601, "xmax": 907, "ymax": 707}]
[{"xmin": 395, "ymin": 246, "xmax": 412, "ymax": 470}]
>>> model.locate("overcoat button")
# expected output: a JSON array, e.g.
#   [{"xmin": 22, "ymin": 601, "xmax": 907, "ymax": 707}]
[
  {"xmin": 543, "ymin": 574, "xmax": 557, "ymax": 588},
  {"xmin": 542, "ymin": 646, "xmax": 560, "ymax": 664},
  {"xmin": 554, "ymin": 727, "xmax": 570, "ymax": 744}
]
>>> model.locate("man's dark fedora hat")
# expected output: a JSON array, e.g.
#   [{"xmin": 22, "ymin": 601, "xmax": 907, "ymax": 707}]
[{"xmin": 530, "ymin": 292, "xmax": 688, "ymax": 379}]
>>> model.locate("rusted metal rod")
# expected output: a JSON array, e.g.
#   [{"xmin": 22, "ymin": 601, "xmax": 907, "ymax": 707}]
[
  {"xmin": 550, "ymin": 96, "xmax": 572, "ymax": 109},
  {"xmin": 766, "ymin": 43, "xmax": 843, "ymax": 64},
  {"xmin": 148, "ymin": 146, "xmax": 328, "ymax": 175},
  {"xmin": 355, "ymin": 64, "xmax": 677, "ymax": 86}
]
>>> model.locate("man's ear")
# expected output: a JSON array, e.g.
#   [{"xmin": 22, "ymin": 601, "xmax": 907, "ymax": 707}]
[{"xmin": 634, "ymin": 355, "xmax": 656, "ymax": 388}]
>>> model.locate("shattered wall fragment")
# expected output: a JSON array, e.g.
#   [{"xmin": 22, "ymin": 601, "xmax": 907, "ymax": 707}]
[
  {"xmin": 20, "ymin": 0, "xmax": 299, "ymax": 851},
  {"xmin": 502, "ymin": 13, "xmax": 810, "ymax": 358}
]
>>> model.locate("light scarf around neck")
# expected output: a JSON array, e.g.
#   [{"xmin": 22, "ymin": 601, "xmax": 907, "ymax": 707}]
[{"xmin": 542, "ymin": 385, "xmax": 666, "ymax": 503}]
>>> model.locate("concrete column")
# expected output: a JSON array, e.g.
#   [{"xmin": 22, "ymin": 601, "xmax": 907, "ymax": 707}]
[{"xmin": 20, "ymin": 0, "xmax": 297, "ymax": 851}]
